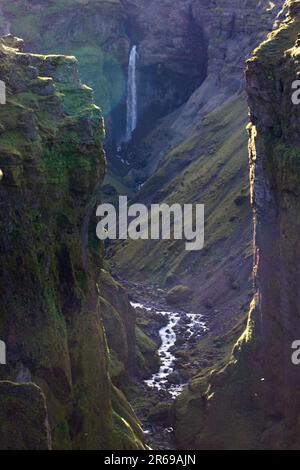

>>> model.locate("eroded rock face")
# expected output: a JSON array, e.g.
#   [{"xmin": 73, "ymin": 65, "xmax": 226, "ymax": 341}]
[
  {"xmin": 175, "ymin": 0, "xmax": 300, "ymax": 450},
  {"xmin": 99, "ymin": 269, "xmax": 137, "ymax": 380},
  {"xmin": 121, "ymin": 0, "xmax": 208, "ymax": 128},
  {"xmin": 246, "ymin": 0, "xmax": 300, "ymax": 448},
  {"xmin": 0, "ymin": 381, "xmax": 51, "ymax": 450},
  {"xmin": 0, "ymin": 36, "xmax": 144, "ymax": 450},
  {"xmin": 129, "ymin": 0, "xmax": 283, "ymax": 170},
  {"xmin": 193, "ymin": 0, "xmax": 280, "ymax": 92}
]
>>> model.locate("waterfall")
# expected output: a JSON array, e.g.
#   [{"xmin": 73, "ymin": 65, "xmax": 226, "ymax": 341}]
[{"xmin": 126, "ymin": 45, "xmax": 138, "ymax": 142}]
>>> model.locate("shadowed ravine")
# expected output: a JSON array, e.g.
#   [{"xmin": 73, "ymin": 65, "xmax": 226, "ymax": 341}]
[{"xmin": 119, "ymin": 283, "xmax": 210, "ymax": 449}]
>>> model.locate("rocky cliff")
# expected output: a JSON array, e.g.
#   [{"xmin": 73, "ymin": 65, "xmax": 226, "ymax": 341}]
[
  {"xmin": 0, "ymin": 0, "xmax": 207, "ymax": 147},
  {"xmin": 175, "ymin": 0, "xmax": 300, "ymax": 450},
  {"xmin": 109, "ymin": 0, "xmax": 283, "ymax": 348},
  {"xmin": 0, "ymin": 36, "xmax": 144, "ymax": 450},
  {"xmin": 120, "ymin": 0, "xmax": 282, "ymax": 173},
  {"xmin": 1, "ymin": 0, "xmax": 297, "ymax": 451},
  {"xmin": 0, "ymin": 1, "xmax": 280, "ymax": 151}
]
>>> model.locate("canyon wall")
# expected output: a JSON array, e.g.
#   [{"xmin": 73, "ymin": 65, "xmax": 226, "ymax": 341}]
[
  {"xmin": 109, "ymin": 0, "xmax": 283, "ymax": 346},
  {"xmin": 0, "ymin": 36, "xmax": 144, "ymax": 450},
  {"xmin": 176, "ymin": 0, "xmax": 300, "ymax": 449},
  {"xmin": 121, "ymin": 0, "xmax": 281, "ymax": 173}
]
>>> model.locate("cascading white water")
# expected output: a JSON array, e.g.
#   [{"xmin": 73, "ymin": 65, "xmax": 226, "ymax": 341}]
[
  {"xmin": 130, "ymin": 300, "xmax": 208, "ymax": 399},
  {"xmin": 0, "ymin": 7, "xmax": 11, "ymax": 35},
  {"xmin": 126, "ymin": 45, "xmax": 138, "ymax": 142}
]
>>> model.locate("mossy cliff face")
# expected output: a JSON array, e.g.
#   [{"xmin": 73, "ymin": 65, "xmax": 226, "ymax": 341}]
[
  {"xmin": 1, "ymin": 0, "xmax": 129, "ymax": 138},
  {"xmin": 175, "ymin": 0, "xmax": 300, "ymax": 450},
  {"xmin": 246, "ymin": 0, "xmax": 300, "ymax": 448},
  {"xmin": 99, "ymin": 269, "xmax": 136, "ymax": 383},
  {"xmin": 0, "ymin": 37, "xmax": 144, "ymax": 450},
  {"xmin": 99, "ymin": 269, "xmax": 158, "ymax": 384},
  {"xmin": 0, "ymin": 381, "xmax": 51, "ymax": 450}
]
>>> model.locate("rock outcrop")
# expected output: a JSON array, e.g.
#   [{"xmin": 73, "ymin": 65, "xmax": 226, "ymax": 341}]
[
  {"xmin": 0, "ymin": 0, "xmax": 280, "ymax": 149},
  {"xmin": 121, "ymin": 0, "xmax": 208, "ymax": 130},
  {"xmin": 0, "ymin": 36, "xmax": 144, "ymax": 450},
  {"xmin": 124, "ymin": 0, "xmax": 282, "ymax": 174},
  {"xmin": 175, "ymin": 0, "xmax": 300, "ymax": 450},
  {"xmin": 0, "ymin": 0, "xmax": 207, "ymax": 149}
]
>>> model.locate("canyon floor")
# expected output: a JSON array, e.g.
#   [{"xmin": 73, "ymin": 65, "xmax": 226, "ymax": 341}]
[{"xmin": 116, "ymin": 278, "xmax": 249, "ymax": 449}]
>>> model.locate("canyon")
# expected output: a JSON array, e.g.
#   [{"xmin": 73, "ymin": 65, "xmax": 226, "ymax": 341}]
[
  {"xmin": 0, "ymin": 34, "xmax": 146, "ymax": 450},
  {"xmin": 1, "ymin": 0, "xmax": 300, "ymax": 451}
]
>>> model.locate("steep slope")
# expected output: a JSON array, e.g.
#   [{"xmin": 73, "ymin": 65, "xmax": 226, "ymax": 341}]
[
  {"xmin": 109, "ymin": 0, "xmax": 281, "ymax": 283},
  {"xmin": 0, "ymin": 0, "xmax": 293, "ymax": 451},
  {"xmin": 0, "ymin": 0, "xmax": 268, "ymax": 393},
  {"xmin": 0, "ymin": 1, "xmax": 280, "ymax": 156},
  {"xmin": 0, "ymin": 36, "xmax": 144, "ymax": 450},
  {"xmin": 99, "ymin": 268, "xmax": 158, "ymax": 383},
  {"xmin": 175, "ymin": 0, "xmax": 300, "ymax": 450}
]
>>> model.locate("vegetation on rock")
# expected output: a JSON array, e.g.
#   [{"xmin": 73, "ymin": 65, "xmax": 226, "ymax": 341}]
[
  {"xmin": 0, "ymin": 36, "xmax": 145, "ymax": 450},
  {"xmin": 175, "ymin": 0, "xmax": 300, "ymax": 450},
  {"xmin": 1, "ymin": 0, "xmax": 298, "ymax": 452}
]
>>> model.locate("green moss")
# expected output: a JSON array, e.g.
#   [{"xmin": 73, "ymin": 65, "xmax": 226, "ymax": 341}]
[
  {"xmin": 135, "ymin": 326, "xmax": 159, "ymax": 374},
  {"xmin": 100, "ymin": 296, "xmax": 128, "ymax": 382},
  {"xmin": 4, "ymin": 1, "xmax": 126, "ymax": 116},
  {"xmin": 0, "ymin": 38, "xmax": 143, "ymax": 450},
  {"xmin": 166, "ymin": 285, "xmax": 193, "ymax": 306},
  {"xmin": 109, "ymin": 94, "xmax": 251, "ymax": 299},
  {"xmin": 176, "ymin": 2, "xmax": 300, "ymax": 450},
  {"xmin": 147, "ymin": 402, "xmax": 173, "ymax": 424},
  {"xmin": 111, "ymin": 386, "xmax": 145, "ymax": 450},
  {"xmin": 250, "ymin": 4, "xmax": 300, "ymax": 67}
]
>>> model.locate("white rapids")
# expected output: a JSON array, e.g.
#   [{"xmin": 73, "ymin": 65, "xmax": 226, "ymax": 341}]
[{"xmin": 131, "ymin": 301, "xmax": 208, "ymax": 399}]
